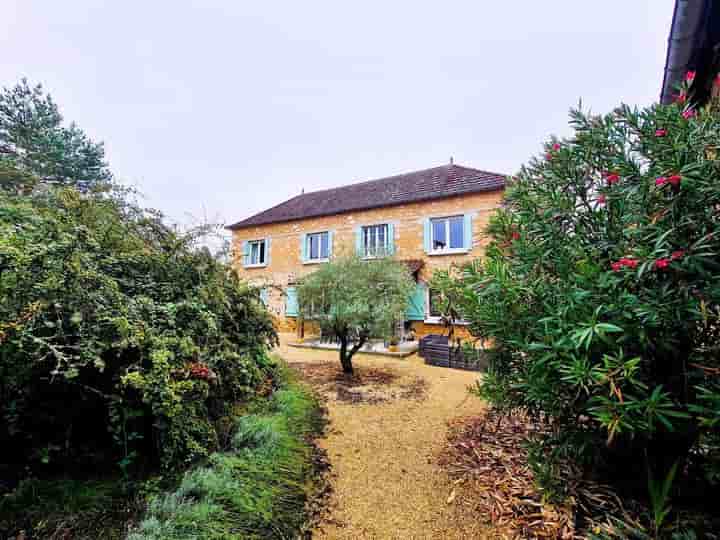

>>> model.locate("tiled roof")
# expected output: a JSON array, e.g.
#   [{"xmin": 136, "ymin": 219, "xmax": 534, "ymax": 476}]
[{"xmin": 227, "ymin": 164, "xmax": 506, "ymax": 230}]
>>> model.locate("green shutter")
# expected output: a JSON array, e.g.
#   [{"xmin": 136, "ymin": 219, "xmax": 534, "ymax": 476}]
[
  {"xmin": 285, "ymin": 287, "xmax": 298, "ymax": 317},
  {"xmin": 405, "ymin": 282, "xmax": 426, "ymax": 321},
  {"xmin": 300, "ymin": 234, "xmax": 307, "ymax": 262},
  {"xmin": 422, "ymin": 219, "xmax": 431, "ymax": 253},
  {"xmin": 463, "ymin": 214, "xmax": 473, "ymax": 250},
  {"xmin": 355, "ymin": 226, "xmax": 363, "ymax": 256},
  {"xmin": 242, "ymin": 240, "xmax": 250, "ymax": 267},
  {"xmin": 386, "ymin": 223, "xmax": 395, "ymax": 255}
]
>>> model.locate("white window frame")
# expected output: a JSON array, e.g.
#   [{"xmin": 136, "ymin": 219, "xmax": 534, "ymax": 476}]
[
  {"xmin": 306, "ymin": 231, "xmax": 330, "ymax": 262},
  {"xmin": 429, "ymin": 215, "xmax": 467, "ymax": 255},
  {"xmin": 424, "ymin": 287, "xmax": 469, "ymax": 325},
  {"xmin": 361, "ymin": 223, "xmax": 389, "ymax": 258},
  {"xmin": 246, "ymin": 239, "xmax": 267, "ymax": 267}
]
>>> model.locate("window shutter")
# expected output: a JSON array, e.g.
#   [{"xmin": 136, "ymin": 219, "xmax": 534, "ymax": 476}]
[
  {"xmin": 422, "ymin": 219, "xmax": 431, "ymax": 253},
  {"xmin": 242, "ymin": 240, "xmax": 250, "ymax": 267},
  {"xmin": 386, "ymin": 223, "xmax": 395, "ymax": 255},
  {"xmin": 463, "ymin": 214, "xmax": 473, "ymax": 250},
  {"xmin": 265, "ymin": 238, "xmax": 271, "ymax": 266},
  {"xmin": 405, "ymin": 282, "xmax": 426, "ymax": 321},
  {"xmin": 327, "ymin": 230, "xmax": 334, "ymax": 258},
  {"xmin": 300, "ymin": 234, "xmax": 307, "ymax": 262},
  {"xmin": 259, "ymin": 287, "xmax": 269, "ymax": 306},
  {"xmin": 355, "ymin": 226, "xmax": 363, "ymax": 256},
  {"xmin": 285, "ymin": 287, "xmax": 298, "ymax": 316}
]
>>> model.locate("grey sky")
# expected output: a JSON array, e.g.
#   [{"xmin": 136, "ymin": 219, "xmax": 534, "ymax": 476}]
[{"xmin": 3, "ymin": 1, "xmax": 674, "ymax": 230}]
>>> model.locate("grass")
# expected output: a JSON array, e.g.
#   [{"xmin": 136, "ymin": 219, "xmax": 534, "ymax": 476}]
[
  {"xmin": 127, "ymin": 363, "xmax": 325, "ymax": 540},
  {"xmin": 0, "ymin": 475, "xmax": 141, "ymax": 539}
]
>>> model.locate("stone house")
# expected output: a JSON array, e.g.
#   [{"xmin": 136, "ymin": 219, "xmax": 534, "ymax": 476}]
[{"xmin": 227, "ymin": 163, "xmax": 506, "ymax": 337}]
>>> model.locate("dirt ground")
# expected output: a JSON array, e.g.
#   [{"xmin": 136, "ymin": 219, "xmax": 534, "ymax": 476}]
[{"xmin": 275, "ymin": 335, "xmax": 492, "ymax": 540}]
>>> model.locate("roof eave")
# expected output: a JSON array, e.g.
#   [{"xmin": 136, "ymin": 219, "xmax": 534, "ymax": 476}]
[{"xmin": 226, "ymin": 184, "xmax": 506, "ymax": 231}]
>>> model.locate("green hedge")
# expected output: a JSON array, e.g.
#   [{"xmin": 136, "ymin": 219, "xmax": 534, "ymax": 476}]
[{"xmin": 0, "ymin": 187, "xmax": 277, "ymax": 473}]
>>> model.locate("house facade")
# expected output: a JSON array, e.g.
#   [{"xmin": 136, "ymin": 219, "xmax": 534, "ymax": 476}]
[{"xmin": 227, "ymin": 163, "xmax": 505, "ymax": 337}]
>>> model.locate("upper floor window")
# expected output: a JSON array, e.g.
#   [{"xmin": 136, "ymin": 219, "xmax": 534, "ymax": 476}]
[
  {"xmin": 361, "ymin": 224, "xmax": 389, "ymax": 257},
  {"xmin": 244, "ymin": 239, "xmax": 268, "ymax": 267},
  {"xmin": 431, "ymin": 215, "xmax": 464, "ymax": 251},
  {"xmin": 307, "ymin": 231, "xmax": 330, "ymax": 261}
]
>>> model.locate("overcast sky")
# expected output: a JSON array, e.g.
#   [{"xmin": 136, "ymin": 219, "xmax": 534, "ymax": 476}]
[{"xmin": 3, "ymin": 1, "xmax": 674, "ymax": 230}]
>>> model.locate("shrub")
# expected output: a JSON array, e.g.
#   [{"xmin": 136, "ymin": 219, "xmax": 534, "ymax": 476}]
[
  {"xmin": 452, "ymin": 82, "xmax": 720, "ymax": 489},
  {"xmin": 0, "ymin": 186, "xmax": 277, "ymax": 472}
]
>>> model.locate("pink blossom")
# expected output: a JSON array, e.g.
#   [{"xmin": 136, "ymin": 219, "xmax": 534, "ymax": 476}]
[
  {"xmin": 654, "ymin": 258, "xmax": 670, "ymax": 270},
  {"xmin": 671, "ymin": 250, "xmax": 685, "ymax": 261},
  {"xmin": 655, "ymin": 129, "xmax": 667, "ymax": 137},
  {"xmin": 655, "ymin": 176, "xmax": 667, "ymax": 186},
  {"xmin": 682, "ymin": 109, "xmax": 696, "ymax": 119},
  {"xmin": 686, "ymin": 70, "xmax": 696, "ymax": 83},
  {"xmin": 668, "ymin": 175, "xmax": 682, "ymax": 187}
]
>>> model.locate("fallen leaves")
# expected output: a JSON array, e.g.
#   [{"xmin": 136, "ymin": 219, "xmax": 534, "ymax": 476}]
[{"xmin": 439, "ymin": 410, "xmax": 576, "ymax": 539}]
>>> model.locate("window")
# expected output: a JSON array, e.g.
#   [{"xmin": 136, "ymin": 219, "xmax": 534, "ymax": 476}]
[
  {"xmin": 245, "ymin": 239, "xmax": 267, "ymax": 266},
  {"xmin": 361, "ymin": 224, "xmax": 388, "ymax": 257},
  {"xmin": 307, "ymin": 232, "xmax": 329, "ymax": 260},
  {"xmin": 431, "ymin": 216, "xmax": 464, "ymax": 251},
  {"xmin": 428, "ymin": 288, "xmax": 443, "ymax": 318}
]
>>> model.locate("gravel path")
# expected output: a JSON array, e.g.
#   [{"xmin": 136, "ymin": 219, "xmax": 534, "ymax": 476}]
[{"xmin": 276, "ymin": 336, "xmax": 491, "ymax": 539}]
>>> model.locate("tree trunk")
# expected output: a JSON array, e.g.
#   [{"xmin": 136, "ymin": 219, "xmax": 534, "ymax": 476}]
[{"xmin": 339, "ymin": 335, "xmax": 354, "ymax": 375}]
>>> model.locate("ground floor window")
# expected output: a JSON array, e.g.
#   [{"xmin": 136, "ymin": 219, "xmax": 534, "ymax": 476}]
[{"xmin": 428, "ymin": 288, "xmax": 443, "ymax": 318}]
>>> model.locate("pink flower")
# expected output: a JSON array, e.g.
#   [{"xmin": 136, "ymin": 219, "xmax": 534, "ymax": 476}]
[
  {"xmin": 682, "ymin": 109, "xmax": 696, "ymax": 119},
  {"xmin": 546, "ymin": 152, "xmax": 553, "ymax": 160},
  {"xmin": 654, "ymin": 258, "xmax": 670, "ymax": 270},
  {"xmin": 715, "ymin": 74, "xmax": 720, "ymax": 87},
  {"xmin": 511, "ymin": 231, "xmax": 521, "ymax": 241},
  {"xmin": 655, "ymin": 129, "xmax": 667, "ymax": 137},
  {"xmin": 552, "ymin": 143, "xmax": 561, "ymax": 151},
  {"xmin": 668, "ymin": 174, "xmax": 682, "ymax": 187},
  {"xmin": 612, "ymin": 257, "xmax": 639, "ymax": 272},
  {"xmin": 604, "ymin": 172, "xmax": 620, "ymax": 185},
  {"xmin": 671, "ymin": 250, "xmax": 685, "ymax": 261},
  {"xmin": 597, "ymin": 194, "xmax": 606, "ymax": 204},
  {"xmin": 686, "ymin": 70, "xmax": 696, "ymax": 83},
  {"xmin": 655, "ymin": 176, "xmax": 667, "ymax": 186},
  {"xmin": 675, "ymin": 92, "xmax": 687, "ymax": 104},
  {"xmin": 620, "ymin": 257, "xmax": 639, "ymax": 269}
]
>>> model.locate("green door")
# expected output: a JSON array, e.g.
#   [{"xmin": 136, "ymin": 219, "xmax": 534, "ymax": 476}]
[
  {"xmin": 406, "ymin": 282, "xmax": 426, "ymax": 321},
  {"xmin": 285, "ymin": 287, "xmax": 298, "ymax": 317}
]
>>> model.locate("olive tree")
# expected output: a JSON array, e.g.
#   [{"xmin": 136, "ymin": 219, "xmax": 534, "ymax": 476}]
[{"xmin": 297, "ymin": 254, "xmax": 414, "ymax": 374}]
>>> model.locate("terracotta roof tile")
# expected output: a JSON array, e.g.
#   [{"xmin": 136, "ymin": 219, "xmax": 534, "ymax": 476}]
[{"xmin": 227, "ymin": 163, "xmax": 506, "ymax": 229}]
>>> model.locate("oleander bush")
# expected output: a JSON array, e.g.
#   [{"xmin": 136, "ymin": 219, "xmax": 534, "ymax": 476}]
[{"xmin": 450, "ymin": 77, "xmax": 720, "ymax": 505}]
